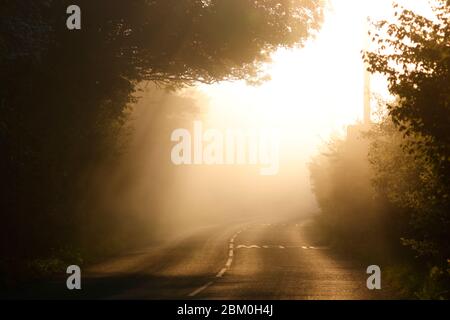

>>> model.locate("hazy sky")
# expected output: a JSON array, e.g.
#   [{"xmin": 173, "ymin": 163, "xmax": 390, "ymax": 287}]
[
  {"xmin": 191, "ymin": 0, "xmax": 432, "ymax": 157},
  {"xmin": 162, "ymin": 0, "xmax": 434, "ymax": 220}
]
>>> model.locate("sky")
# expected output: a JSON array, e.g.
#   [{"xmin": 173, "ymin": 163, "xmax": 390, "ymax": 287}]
[
  {"xmin": 156, "ymin": 0, "xmax": 434, "ymax": 222},
  {"xmin": 188, "ymin": 0, "xmax": 433, "ymax": 158}
]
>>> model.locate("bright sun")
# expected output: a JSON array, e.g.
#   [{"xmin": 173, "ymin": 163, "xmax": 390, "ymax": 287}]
[{"xmin": 193, "ymin": 0, "xmax": 433, "ymax": 160}]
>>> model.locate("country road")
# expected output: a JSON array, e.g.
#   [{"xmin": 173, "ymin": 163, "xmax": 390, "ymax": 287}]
[{"xmin": 11, "ymin": 219, "xmax": 394, "ymax": 300}]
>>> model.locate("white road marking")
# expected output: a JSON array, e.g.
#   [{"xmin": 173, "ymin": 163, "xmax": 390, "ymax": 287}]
[
  {"xmin": 236, "ymin": 244, "xmax": 325, "ymax": 250},
  {"xmin": 188, "ymin": 224, "xmax": 329, "ymax": 297},
  {"xmin": 216, "ymin": 268, "xmax": 227, "ymax": 278},
  {"xmin": 236, "ymin": 245, "xmax": 260, "ymax": 249},
  {"xmin": 188, "ymin": 229, "xmax": 243, "ymax": 297},
  {"xmin": 188, "ymin": 281, "xmax": 214, "ymax": 297}
]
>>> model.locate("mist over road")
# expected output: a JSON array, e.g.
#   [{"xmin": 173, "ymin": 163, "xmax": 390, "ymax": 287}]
[{"xmin": 49, "ymin": 219, "xmax": 391, "ymax": 300}]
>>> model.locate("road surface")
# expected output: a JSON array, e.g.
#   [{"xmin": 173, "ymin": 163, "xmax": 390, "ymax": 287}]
[{"xmin": 44, "ymin": 219, "xmax": 393, "ymax": 300}]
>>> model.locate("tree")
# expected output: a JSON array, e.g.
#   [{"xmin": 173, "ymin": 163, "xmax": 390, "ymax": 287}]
[
  {"xmin": 369, "ymin": 116, "xmax": 449, "ymax": 299},
  {"xmin": 0, "ymin": 0, "xmax": 324, "ymax": 283},
  {"xmin": 364, "ymin": 0, "xmax": 449, "ymax": 178},
  {"xmin": 44, "ymin": 0, "xmax": 324, "ymax": 87},
  {"xmin": 365, "ymin": 1, "xmax": 449, "ymax": 298},
  {"xmin": 309, "ymin": 130, "xmax": 383, "ymax": 251}
]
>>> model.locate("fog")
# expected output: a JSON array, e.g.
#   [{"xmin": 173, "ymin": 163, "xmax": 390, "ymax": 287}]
[
  {"xmin": 90, "ymin": 85, "xmax": 318, "ymax": 243},
  {"xmin": 88, "ymin": 0, "xmax": 434, "ymax": 244}
]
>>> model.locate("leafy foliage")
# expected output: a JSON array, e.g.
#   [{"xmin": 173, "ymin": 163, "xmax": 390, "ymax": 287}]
[
  {"xmin": 364, "ymin": 0, "xmax": 450, "ymax": 178},
  {"xmin": 310, "ymin": 1, "xmax": 450, "ymax": 298},
  {"xmin": 365, "ymin": 0, "xmax": 450, "ymax": 264},
  {"xmin": 308, "ymin": 129, "xmax": 385, "ymax": 253},
  {"xmin": 369, "ymin": 117, "xmax": 450, "ymax": 299},
  {"xmin": 0, "ymin": 0, "xmax": 323, "ymax": 284}
]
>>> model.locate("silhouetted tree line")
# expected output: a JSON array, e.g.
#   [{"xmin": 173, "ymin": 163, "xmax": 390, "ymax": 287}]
[
  {"xmin": 310, "ymin": 1, "xmax": 449, "ymax": 299},
  {"xmin": 0, "ymin": 0, "xmax": 323, "ymax": 286}
]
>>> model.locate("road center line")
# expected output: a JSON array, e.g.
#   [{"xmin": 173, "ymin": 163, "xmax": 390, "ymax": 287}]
[
  {"xmin": 216, "ymin": 268, "xmax": 227, "ymax": 278},
  {"xmin": 188, "ymin": 281, "xmax": 214, "ymax": 297},
  {"xmin": 188, "ymin": 229, "xmax": 242, "ymax": 297},
  {"xmin": 236, "ymin": 244, "xmax": 325, "ymax": 250}
]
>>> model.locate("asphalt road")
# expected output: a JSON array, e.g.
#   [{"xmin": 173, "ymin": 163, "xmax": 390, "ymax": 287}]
[{"xmin": 52, "ymin": 220, "xmax": 393, "ymax": 300}]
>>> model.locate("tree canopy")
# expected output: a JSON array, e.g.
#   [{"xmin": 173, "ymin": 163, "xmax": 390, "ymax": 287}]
[
  {"xmin": 0, "ymin": 0, "xmax": 324, "ymax": 284},
  {"xmin": 3, "ymin": 0, "xmax": 324, "ymax": 86},
  {"xmin": 308, "ymin": 1, "xmax": 450, "ymax": 298},
  {"xmin": 365, "ymin": 0, "xmax": 449, "ymax": 173}
]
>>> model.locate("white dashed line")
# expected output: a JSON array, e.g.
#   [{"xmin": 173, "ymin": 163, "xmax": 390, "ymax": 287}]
[
  {"xmin": 187, "ymin": 225, "xmax": 327, "ymax": 297},
  {"xmin": 236, "ymin": 245, "xmax": 260, "ymax": 249},
  {"xmin": 236, "ymin": 244, "xmax": 325, "ymax": 250},
  {"xmin": 188, "ymin": 228, "xmax": 244, "ymax": 297},
  {"xmin": 188, "ymin": 281, "xmax": 214, "ymax": 297},
  {"xmin": 216, "ymin": 268, "xmax": 227, "ymax": 278}
]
